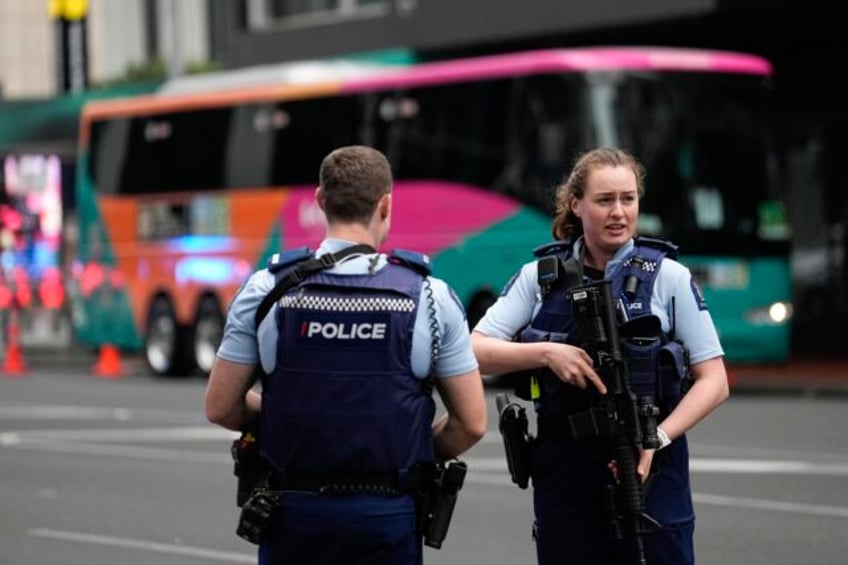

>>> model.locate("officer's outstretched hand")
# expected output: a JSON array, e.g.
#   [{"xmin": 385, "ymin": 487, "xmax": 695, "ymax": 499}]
[{"xmin": 544, "ymin": 343, "xmax": 607, "ymax": 394}]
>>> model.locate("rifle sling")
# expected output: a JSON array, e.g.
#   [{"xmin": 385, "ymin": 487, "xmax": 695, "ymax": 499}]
[{"xmin": 253, "ymin": 244, "xmax": 376, "ymax": 329}]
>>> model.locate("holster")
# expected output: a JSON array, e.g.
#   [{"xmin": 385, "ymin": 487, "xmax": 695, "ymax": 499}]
[
  {"xmin": 496, "ymin": 393, "xmax": 532, "ymax": 489},
  {"xmin": 236, "ymin": 488, "xmax": 282, "ymax": 545},
  {"xmin": 232, "ymin": 426, "xmax": 268, "ymax": 507},
  {"xmin": 420, "ymin": 460, "xmax": 467, "ymax": 549}
]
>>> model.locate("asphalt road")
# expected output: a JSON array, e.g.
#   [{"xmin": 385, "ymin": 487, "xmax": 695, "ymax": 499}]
[{"xmin": 1, "ymin": 364, "xmax": 847, "ymax": 564}]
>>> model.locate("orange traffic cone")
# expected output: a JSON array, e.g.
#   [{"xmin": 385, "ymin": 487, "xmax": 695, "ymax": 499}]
[
  {"xmin": 93, "ymin": 344, "xmax": 123, "ymax": 379},
  {"xmin": 3, "ymin": 311, "xmax": 28, "ymax": 377}
]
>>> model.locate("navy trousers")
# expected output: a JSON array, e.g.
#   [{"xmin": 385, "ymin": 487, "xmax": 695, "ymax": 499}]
[
  {"xmin": 532, "ymin": 439, "xmax": 694, "ymax": 565},
  {"xmin": 259, "ymin": 492, "xmax": 421, "ymax": 565}
]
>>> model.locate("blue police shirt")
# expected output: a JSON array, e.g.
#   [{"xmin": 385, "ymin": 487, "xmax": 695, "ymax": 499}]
[
  {"xmin": 475, "ymin": 238, "xmax": 724, "ymax": 365},
  {"xmin": 218, "ymin": 238, "xmax": 478, "ymax": 378}
]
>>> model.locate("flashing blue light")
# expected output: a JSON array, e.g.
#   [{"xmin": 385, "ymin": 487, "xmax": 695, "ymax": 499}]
[
  {"xmin": 175, "ymin": 256, "xmax": 238, "ymax": 285},
  {"xmin": 166, "ymin": 235, "xmax": 235, "ymax": 254}
]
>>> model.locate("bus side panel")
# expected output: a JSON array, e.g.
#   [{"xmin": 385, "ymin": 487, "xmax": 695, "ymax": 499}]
[
  {"xmin": 430, "ymin": 207, "xmax": 551, "ymax": 308},
  {"xmin": 685, "ymin": 256, "xmax": 791, "ymax": 363},
  {"xmin": 74, "ymin": 156, "xmax": 144, "ymax": 349}
]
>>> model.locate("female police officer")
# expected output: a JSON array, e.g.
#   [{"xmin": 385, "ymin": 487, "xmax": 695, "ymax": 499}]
[
  {"xmin": 472, "ymin": 147, "xmax": 729, "ymax": 565},
  {"xmin": 205, "ymin": 145, "xmax": 486, "ymax": 564}
]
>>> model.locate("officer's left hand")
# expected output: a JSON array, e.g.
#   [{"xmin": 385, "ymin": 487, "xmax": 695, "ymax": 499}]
[
  {"xmin": 607, "ymin": 449, "xmax": 656, "ymax": 484},
  {"xmin": 636, "ymin": 449, "xmax": 656, "ymax": 483}
]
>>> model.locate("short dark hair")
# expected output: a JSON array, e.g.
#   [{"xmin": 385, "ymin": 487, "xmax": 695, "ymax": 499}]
[{"xmin": 318, "ymin": 145, "xmax": 393, "ymax": 225}]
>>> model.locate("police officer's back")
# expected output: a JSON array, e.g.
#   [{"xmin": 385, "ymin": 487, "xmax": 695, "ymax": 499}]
[{"xmin": 205, "ymin": 145, "xmax": 487, "ymax": 564}]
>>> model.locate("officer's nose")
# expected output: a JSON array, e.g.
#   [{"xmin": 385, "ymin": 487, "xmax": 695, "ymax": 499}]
[{"xmin": 610, "ymin": 199, "xmax": 624, "ymax": 216}]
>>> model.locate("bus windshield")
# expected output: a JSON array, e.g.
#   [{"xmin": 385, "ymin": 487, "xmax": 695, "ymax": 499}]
[{"xmin": 587, "ymin": 71, "xmax": 787, "ymax": 255}]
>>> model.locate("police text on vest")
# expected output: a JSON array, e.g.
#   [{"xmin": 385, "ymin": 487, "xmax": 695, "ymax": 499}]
[{"xmin": 303, "ymin": 321, "xmax": 387, "ymax": 340}]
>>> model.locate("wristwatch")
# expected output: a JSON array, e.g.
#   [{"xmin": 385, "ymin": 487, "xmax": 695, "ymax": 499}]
[{"xmin": 656, "ymin": 427, "xmax": 671, "ymax": 450}]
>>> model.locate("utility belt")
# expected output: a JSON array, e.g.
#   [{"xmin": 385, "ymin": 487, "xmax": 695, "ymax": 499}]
[
  {"xmin": 497, "ymin": 394, "xmax": 663, "ymax": 489},
  {"xmin": 496, "ymin": 393, "xmax": 607, "ymax": 490},
  {"xmin": 233, "ymin": 442, "xmax": 467, "ymax": 549},
  {"xmin": 268, "ymin": 466, "xmax": 431, "ymax": 496}
]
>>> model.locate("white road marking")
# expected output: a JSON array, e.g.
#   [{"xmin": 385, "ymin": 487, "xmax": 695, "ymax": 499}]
[
  {"xmin": 3, "ymin": 439, "xmax": 229, "ymax": 463},
  {"xmin": 0, "ymin": 406, "xmax": 135, "ymax": 421},
  {"xmin": 2, "ymin": 426, "xmax": 237, "ymax": 443},
  {"xmin": 690, "ymin": 458, "xmax": 848, "ymax": 475},
  {"xmin": 693, "ymin": 493, "xmax": 848, "ymax": 519},
  {"xmin": 462, "ymin": 456, "xmax": 848, "ymax": 477},
  {"xmin": 28, "ymin": 528, "xmax": 255, "ymax": 563},
  {"xmin": 4, "ymin": 430, "xmax": 848, "ymax": 479}
]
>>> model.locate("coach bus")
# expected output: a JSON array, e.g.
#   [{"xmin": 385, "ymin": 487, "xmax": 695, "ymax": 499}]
[{"xmin": 73, "ymin": 47, "xmax": 791, "ymax": 376}]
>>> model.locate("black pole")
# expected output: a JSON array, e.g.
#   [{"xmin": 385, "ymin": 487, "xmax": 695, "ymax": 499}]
[{"xmin": 53, "ymin": 7, "xmax": 89, "ymax": 94}]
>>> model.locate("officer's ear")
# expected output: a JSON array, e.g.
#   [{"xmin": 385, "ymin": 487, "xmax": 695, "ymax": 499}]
[
  {"xmin": 569, "ymin": 195, "xmax": 581, "ymax": 218},
  {"xmin": 379, "ymin": 193, "xmax": 391, "ymax": 220},
  {"xmin": 315, "ymin": 186, "xmax": 326, "ymax": 211}
]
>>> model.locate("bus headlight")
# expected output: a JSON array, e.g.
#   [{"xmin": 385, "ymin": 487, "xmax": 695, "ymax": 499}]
[{"xmin": 745, "ymin": 301, "xmax": 793, "ymax": 325}]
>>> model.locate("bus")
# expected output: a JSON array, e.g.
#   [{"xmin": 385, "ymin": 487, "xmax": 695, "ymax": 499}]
[{"xmin": 74, "ymin": 47, "xmax": 791, "ymax": 377}]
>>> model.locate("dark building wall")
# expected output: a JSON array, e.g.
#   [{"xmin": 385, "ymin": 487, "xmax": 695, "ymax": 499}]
[{"xmin": 218, "ymin": 1, "xmax": 715, "ymax": 67}]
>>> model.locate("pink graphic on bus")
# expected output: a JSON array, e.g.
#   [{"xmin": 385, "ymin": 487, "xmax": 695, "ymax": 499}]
[
  {"xmin": 280, "ymin": 180, "xmax": 519, "ymax": 255},
  {"xmin": 343, "ymin": 48, "xmax": 771, "ymax": 94}
]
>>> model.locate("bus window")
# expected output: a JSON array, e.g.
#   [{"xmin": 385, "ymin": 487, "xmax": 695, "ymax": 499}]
[
  {"xmin": 125, "ymin": 108, "xmax": 230, "ymax": 194},
  {"xmin": 510, "ymin": 74, "xmax": 591, "ymax": 214},
  {"xmin": 270, "ymin": 95, "xmax": 362, "ymax": 185},
  {"xmin": 387, "ymin": 80, "xmax": 508, "ymax": 189}
]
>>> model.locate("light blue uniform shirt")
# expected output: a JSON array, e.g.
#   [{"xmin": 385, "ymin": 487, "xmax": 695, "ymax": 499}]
[
  {"xmin": 474, "ymin": 238, "xmax": 724, "ymax": 365},
  {"xmin": 218, "ymin": 238, "xmax": 478, "ymax": 378}
]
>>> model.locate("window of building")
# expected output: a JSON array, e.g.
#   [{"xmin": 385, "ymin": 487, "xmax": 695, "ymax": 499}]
[{"xmin": 246, "ymin": 0, "xmax": 389, "ymax": 30}]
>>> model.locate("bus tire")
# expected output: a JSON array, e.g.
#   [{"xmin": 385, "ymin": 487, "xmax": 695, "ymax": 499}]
[
  {"xmin": 193, "ymin": 296, "xmax": 224, "ymax": 376},
  {"xmin": 145, "ymin": 296, "xmax": 194, "ymax": 377}
]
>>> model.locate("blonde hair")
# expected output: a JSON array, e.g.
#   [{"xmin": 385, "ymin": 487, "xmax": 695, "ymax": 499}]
[{"xmin": 551, "ymin": 147, "xmax": 646, "ymax": 240}]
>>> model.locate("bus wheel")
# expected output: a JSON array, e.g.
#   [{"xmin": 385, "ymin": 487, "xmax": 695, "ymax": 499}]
[
  {"xmin": 145, "ymin": 297, "xmax": 193, "ymax": 377},
  {"xmin": 466, "ymin": 291, "xmax": 497, "ymax": 330},
  {"xmin": 193, "ymin": 297, "xmax": 223, "ymax": 376}
]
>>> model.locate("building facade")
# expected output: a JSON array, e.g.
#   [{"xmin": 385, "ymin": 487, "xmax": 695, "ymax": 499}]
[{"xmin": 0, "ymin": 0, "xmax": 212, "ymax": 99}]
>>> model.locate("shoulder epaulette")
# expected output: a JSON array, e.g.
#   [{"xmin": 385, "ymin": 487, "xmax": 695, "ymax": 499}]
[
  {"xmin": 388, "ymin": 249, "xmax": 432, "ymax": 276},
  {"xmin": 634, "ymin": 236, "xmax": 679, "ymax": 259},
  {"xmin": 533, "ymin": 240, "xmax": 572, "ymax": 258},
  {"xmin": 266, "ymin": 246, "xmax": 313, "ymax": 273}
]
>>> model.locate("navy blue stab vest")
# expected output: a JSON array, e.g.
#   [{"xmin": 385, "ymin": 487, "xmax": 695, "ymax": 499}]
[
  {"xmin": 525, "ymin": 237, "xmax": 688, "ymax": 419},
  {"xmin": 259, "ymin": 249, "xmax": 436, "ymax": 477},
  {"xmin": 525, "ymin": 237, "xmax": 695, "ymax": 524}
]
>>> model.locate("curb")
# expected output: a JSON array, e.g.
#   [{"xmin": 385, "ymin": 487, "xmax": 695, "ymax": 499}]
[{"xmin": 728, "ymin": 360, "xmax": 848, "ymax": 397}]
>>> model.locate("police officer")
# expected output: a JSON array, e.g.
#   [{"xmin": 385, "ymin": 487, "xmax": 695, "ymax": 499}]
[
  {"xmin": 472, "ymin": 147, "xmax": 729, "ymax": 565},
  {"xmin": 205, "ymin": 145, "xmax": 487, "ymax": 564}
]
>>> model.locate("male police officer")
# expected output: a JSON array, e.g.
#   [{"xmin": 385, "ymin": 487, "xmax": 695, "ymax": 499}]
[{"xmin": 205, "ymin": 145, "xmax": 487, "ymax": 564}]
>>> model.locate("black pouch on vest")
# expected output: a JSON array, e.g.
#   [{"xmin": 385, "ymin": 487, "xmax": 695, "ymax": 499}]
[{"xmin": 508, "ymin": 327, "xmax": 569, "ymax": 400}]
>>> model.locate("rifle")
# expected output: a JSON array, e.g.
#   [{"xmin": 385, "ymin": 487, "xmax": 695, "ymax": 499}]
[{"xmin": 568, "ymin": 280, "xmax": 662, "ymax": 565}]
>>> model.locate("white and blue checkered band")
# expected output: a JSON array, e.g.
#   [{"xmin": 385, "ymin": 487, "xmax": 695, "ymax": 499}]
[
  {"xmin": 625, "ymin": 258, "xmax": 658, "ymax": 272},
  {"xmin": 277, "ymin": 294, "xmax": 416, "ymax": 313}
]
